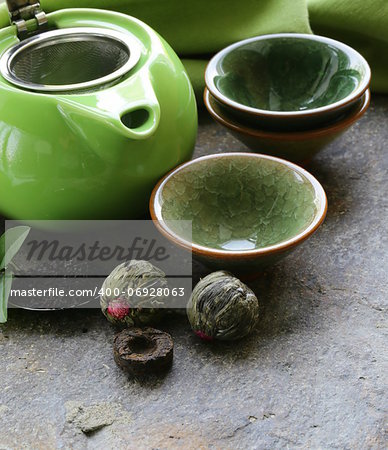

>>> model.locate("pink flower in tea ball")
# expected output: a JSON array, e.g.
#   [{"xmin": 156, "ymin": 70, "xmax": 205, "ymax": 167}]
[
  {"xmin": 107, "ymin": 300, "xmax": 130, "ymax": 321},
  {"xmin": 194, "ymin": 330, "xmax": 214, "ymax": 342}
]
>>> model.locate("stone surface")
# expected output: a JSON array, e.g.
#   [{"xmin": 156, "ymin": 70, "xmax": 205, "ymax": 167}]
[{"xmin": 1, "ymin": 96, "xmax": 388, "ymax": 449}]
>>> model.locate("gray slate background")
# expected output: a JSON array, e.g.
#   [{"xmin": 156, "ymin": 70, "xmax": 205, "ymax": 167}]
[{"xmin": 0, "ymin": 97, "xmax": 387, "ymax": 449}]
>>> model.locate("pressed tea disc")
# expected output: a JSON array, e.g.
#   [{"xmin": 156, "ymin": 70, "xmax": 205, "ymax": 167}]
[{"xmin": 113, "ymin": 327, "xmax": 174, "ymax": 376}]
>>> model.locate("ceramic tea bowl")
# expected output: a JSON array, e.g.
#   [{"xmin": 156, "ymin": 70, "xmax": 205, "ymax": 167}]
[
  {"xmin": 150, "ymin": 153, "xmax": 327, "ymax": 276},
  {"xmin": 204, "ymin": 88, "xmax": 370, "ymax": 164},
  {"xmin": 205, "ymin": 34, "xmax": 371, "ymax": 131}
]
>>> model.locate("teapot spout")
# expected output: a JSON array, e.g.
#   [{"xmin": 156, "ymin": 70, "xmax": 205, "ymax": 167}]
[
  {"xmin": 117, "ymin": 103, "xmax": 160, "ymax": 140},
  {"xmin": 56, "ymin": 73, "xmax": 161, "ymax": 141},
  {"xmin": 94, "ymin": 74, "xmax": 161, "ymax": 140}
]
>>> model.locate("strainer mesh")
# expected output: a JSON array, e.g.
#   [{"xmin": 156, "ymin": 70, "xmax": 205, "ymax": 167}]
[{"xmin": 10, "ymin": 36, "xmax": 130, "ymax": 89}]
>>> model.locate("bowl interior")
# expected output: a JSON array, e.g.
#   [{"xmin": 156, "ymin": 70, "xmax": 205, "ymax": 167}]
[
  {"xmin": 155, "ymin": 155, "xmax": 323, "ymax": 252},
  {"xmin": 209, "ymin": 36, "xmax": 367, "ymax": 113}
]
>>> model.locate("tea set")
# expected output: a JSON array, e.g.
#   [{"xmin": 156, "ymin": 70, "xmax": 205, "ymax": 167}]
[{"xmin": 0, "ymin": 1, "xmax": 371, "ymax": 274}]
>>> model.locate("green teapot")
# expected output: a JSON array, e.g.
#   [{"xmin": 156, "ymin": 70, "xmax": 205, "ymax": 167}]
[{"xmin": 0, "ymin": 2, "xmax": 197, "ymax": 219}]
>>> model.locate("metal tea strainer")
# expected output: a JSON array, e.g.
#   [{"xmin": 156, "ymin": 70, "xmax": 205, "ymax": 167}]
[{"xmin": 0, "ymin": 1, "xmax": 142, "ymax": 93}]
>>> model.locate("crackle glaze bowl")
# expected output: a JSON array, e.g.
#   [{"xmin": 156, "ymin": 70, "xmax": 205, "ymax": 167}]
[
  {"xmin": 204, "ymin": 88, "xmax": 370, "ymax": 164},
  {"xmin": 205, "ymin": 34, "xmax": 371, "ymax": 131},
  {"xmin": 150, "ymin": 153, "xmax": 327, "ymax": 275},
  {"xmin": 0, "ymin": 8, "xmax": 197, "ymax": 220}
]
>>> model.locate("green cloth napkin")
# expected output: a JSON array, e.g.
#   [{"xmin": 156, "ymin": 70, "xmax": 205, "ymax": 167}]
[
  {"xmin": 0, "ymin": 0, "xmax": 311, "ymax": 99},
  {"xmin": 1, "ymin": 1, "xmax": 387, "ymax": 95},
  {"xmin": 308, "ymin": 0, "xmax": 388, "ymax": 93},
  {"xmin": 0, "ymin": 0, "xmax": 312, "ymax": 51}
]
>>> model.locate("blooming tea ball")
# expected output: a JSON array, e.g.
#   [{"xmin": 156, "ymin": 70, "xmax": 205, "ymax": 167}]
[
  {"xmin": 100, "ymin": 260, "xmax": 169, "ymax": 328},
  {"xmin": 187, "ymin": 271, "xmax": 259, "ymax": 341}
]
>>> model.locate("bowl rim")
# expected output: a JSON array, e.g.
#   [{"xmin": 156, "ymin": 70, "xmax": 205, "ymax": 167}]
[
  {"xmin": 205, "ymin": 33, "xmax": 371, "ymax": 119},
  {"xmin": 150, "ymin": 152, "xmax": 328, "ymax": 260},
  {"xmin": 204, "ymin": 88, "xmax": 371, "ymax": 141}
]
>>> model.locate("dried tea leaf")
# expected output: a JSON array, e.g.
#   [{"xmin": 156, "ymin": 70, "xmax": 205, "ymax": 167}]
[
  {"xmin": 0, "ymin": 226, "xmax": 30, "ymax": 271},
  {"xmin": 0, "ymin": 270, "xmax": 13, "ymax": 324}
]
